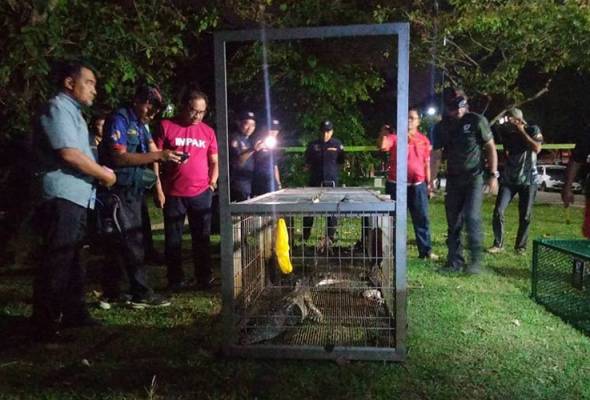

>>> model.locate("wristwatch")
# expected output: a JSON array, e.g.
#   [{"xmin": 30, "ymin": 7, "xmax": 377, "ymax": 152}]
[{"xmin": 489, "ymin": 170, "xmax": 500, "ymax": 178}]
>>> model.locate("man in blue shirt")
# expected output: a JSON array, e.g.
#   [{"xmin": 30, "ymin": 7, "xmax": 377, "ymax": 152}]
[
  {"xmin": 100, "ymin": 84, "xmax": 180, "ymax": 309},
  {"xmin": 32, "ymin": 61, "xmax": 117, "ymax": 342}
]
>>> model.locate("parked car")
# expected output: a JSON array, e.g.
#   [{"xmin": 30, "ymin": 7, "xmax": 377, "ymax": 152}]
[{"xmin": 535, "ymin": 164, "xmax": 582, "ymax": 192}]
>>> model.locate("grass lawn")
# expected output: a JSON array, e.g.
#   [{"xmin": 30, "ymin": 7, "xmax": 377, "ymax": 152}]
[{"xmin": 0, "ymin": 195, "xmax": 589, "ymax": 399}]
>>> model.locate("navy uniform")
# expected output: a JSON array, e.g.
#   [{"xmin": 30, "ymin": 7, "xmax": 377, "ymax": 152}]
[
  {"xmin": 252, "ymin": 119, "xmax": 282, "ymax": 196},
  {"xmin": 99, "ymin": 107, "xmax": 156, "ymax": 302},
  {"xmin": 229, "ymin": 111, "xmax": 256, "ymax": 201},
  {"xmin": 303, "ymin": 120, "xmax": 345, "ymax": 241}
]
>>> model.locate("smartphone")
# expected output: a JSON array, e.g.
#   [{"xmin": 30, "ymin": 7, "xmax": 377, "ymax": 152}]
[{"xmin": 179, "ymin": 152, "xmax": 190, "ymax": 162}]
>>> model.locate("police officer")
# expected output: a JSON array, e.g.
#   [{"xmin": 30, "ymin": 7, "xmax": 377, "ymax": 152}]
[
  {"xmin": 229, "ymin": 111, "xmax": 258, "ymax": 201},
  {"xmin": 252, "ymin": 119, "xmax": 283, "ymax": 196},
  {"xmin": 303, "ymin": 120, "xmax": 345, "ymax": 242},
  {"xmin": 100, "ymin": 84, "xmax": 179, "ymax": 308}
]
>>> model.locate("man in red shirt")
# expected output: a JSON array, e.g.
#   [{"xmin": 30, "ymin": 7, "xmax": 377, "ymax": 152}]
[
  {"xmin": 154, "ymin": 88, "xmax": 219, "ymax": 291},
  {"xmin": 378, "ymin": 107, "xmax": 438, "ymax": 260}
]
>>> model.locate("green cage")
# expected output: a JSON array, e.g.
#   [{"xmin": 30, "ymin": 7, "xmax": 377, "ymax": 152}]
[{"xmin": 532, "ymin": 239, "xmax": 590, "ymax": 335}]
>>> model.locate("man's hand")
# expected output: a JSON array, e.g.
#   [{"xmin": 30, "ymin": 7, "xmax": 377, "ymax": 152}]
[
  {"xmin": 427, "ymin": 181, "xmax": 436, "ymax": 198},
  {"xmin": 254, "ymin": 140, "xmax": 264, "ymax": 152},
  {"xmin": 154, "ymin": 186, "xmax": 166, "ymax": 208},
  {"xmin": 208, "ymin": 180, "xmax": 217, "ymax": 192},
  {"xmin": 99, "ymin": 166, "xmax": 117, "ymax": 188},
  {"xmin": 161, "ymin": 150, "xmax": 182, "ymax": 163},
  {"xmin": 561, "ymin": 187, "xmax": 575, "ymax": 207},
  {"xmin": 484, "ymin": 176, "xmax": 498, "ymax": 194}
]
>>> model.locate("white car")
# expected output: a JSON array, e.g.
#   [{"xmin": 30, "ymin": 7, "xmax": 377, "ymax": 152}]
[{"xmin": 536, "ymin": 165, "xmax": 582, "ymax": 192}]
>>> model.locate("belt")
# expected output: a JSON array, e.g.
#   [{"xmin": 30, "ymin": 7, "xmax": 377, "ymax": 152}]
[{"xmin": 388, "ymin": 180, "xmax": 425, "ymax": 186}]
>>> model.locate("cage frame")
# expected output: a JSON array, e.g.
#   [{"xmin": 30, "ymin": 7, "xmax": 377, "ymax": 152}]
[{"xmin": 214, "ymin": 23, "xmax": 410, "ymax": 361}]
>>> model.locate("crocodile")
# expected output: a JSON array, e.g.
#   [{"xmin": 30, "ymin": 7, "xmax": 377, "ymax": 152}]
[{"xmin": 241, "ymin": 279, "xmax": 323, "ymax": 344}]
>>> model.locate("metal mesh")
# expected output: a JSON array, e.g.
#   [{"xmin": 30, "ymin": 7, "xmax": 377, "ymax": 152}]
[
  {"xmin": 532, "ymin": 239, "xmax": 590, "ymax": 334},
  {"xmin": 231, "ymin": 212, "xmax": 396, "ymax": 351}
]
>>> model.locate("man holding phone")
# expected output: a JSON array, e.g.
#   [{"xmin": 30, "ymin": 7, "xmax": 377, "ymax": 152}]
[
  {"xmin": 154, "ymin": 88, "xmax": 219, "ymax": 291},
  {"xmin": 488, "ymin": 108, "xmax": 543, "ymax": 254}
]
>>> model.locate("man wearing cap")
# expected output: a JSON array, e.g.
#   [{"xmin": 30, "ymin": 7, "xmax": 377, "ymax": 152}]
[
  {"xmin": 252, "ymin": 119, "xmax": 283, "ymax": 196},
  {"xmin": 488, "ymin": 108, "xmax": 543, "ymax": 254},
  {"xmin": 99, "ymin": 84, "xmax": 180, "ymax": 308},
  {"xmin": 378, "ymin": 107, "xmax": 438, "ymax": 260},
  {"xmin": 154, "ymin": 88, "xmax": 218, "ymax": 291},
  {"xmin": 303, "ymin": 120, "xmax": 345, "ymax": 242},
  {"xmin": 229, "ymin": 111, "xmax": 259, "ymax": 201},
  {"xmin": 431, "ymin": 88, "xmax": 498, "ymax": 274}
]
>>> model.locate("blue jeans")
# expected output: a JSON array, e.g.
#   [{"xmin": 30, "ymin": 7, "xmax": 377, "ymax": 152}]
[
  {"xmin": 164, "ymin": 189, "xmax": 213, "ymax": 286},
  {"xmin": 386, "ymin": 181, "xmax": 433, "ymax": 257},
  {"xmin": 492, "ymin": 183, "xmax": 537, "ymax": 250},
  {"xmin": 445, "ymin": 175, "xmax": 484, "ymax": 268}
]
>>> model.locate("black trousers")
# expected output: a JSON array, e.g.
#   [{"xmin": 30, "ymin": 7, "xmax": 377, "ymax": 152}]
[
  {"xmin": 32, "ymin": 198, "xmax": 89, "ymax": 332},
  {"xmin": 102, "ymin": 190, "xmax": 152, "ymax": 299},
  {"xmin": 164, "ymin": 190, "xmax": 213, "ymax": 286}
]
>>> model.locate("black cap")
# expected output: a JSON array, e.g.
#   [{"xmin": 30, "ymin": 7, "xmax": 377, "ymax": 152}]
[
  {"xmin": 239, "ymin": 111, "xmax": 256, "ymax": 121},
  {"xmin": 320, "ymin": 120, "xmax": 333, "ymax": 132},
  {"xmin": 443, "ymin": 87, "xmax": 468, "ymax": 110},
  {"xmin": 270, "ymin": 119, "xmax": 281, "ymax": 130}
]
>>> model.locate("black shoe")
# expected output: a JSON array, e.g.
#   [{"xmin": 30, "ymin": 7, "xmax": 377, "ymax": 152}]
[
  {"xmin": 463, "ymin": 263, "xmax": 482, "ymax": 275},
  {"xmin": 61, "ymin": 315, "xmax": 103, "ymax": 329},
  {"xmin": 167, "ymin": 279, "xmax": 195, "ymax": 293},
  {"xmin": 97, "ymin": 294, "xmax": 132, "ymax": 310},
  {"xmin": 437, "ymin": 264, "xmax": 462, "ymax": 274},
  {"xmin": 129, "ymin": 294, "xmax": 171, "ymax": 309}
]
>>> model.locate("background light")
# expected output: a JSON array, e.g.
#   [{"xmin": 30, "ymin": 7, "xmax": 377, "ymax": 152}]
[{"xmin": 426, "ymin": 106, "xmax": 437, "ymax": 116}]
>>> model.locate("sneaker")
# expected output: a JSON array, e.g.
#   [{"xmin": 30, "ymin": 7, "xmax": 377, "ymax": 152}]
[
  {"xmin": 419, "ymin": 252, "xmax": 439, "ymax": 261},
  {"xmin": 129, "ymin": 294, "xmax": 171, "ymax": 309},
  {"xmin": 98, "ymin": 294, "xmax": 132, "ymax": 310},
  {"xmin": 486, "ymin": 246, "xmax": 504, "ymax": 254},
  {"xmin": 437, "ymin": 264, "xmax": 462, "ymax": 274}
]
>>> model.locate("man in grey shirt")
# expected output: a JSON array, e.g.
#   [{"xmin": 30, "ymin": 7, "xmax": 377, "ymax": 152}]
[
  {"xmin": 488, "ymin": 108, "xmax": 543, "ymax": 254},
  {"xmin": 32, "ymin": 61, "xmax": 116, "ymax": 342}
]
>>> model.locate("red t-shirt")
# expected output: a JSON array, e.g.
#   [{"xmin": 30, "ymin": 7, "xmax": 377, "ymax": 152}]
[
  {"xmin": 381, "ymin": 131, "xmax": 431, "ymax": 184},
  {"xmin": 155, "ymin": 119, "xmax": 218, "ymax": 197}
]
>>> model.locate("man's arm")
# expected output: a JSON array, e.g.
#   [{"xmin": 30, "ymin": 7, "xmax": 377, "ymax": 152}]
[
  {"xmin": 208, "ymin": 153, "xmax": 219, "ymax": 191},
  {"xmin": 237, "ymin": 140, "xmax": 263, "ymax": 167},
  {"xmin": 274, "ymin": 165, "xmax": 282, "ymax": 189},
  {"xmin": 483, "ymin": 139, "xmax": 499, "ymax": 193},
  {"xmin": 148, "ymin": 140, "xmax": 166, "ymax": 208},
  {"xmin": 59, "ymin": 148, "xmax": 116, "ymax": 187},
  {"xmin": 513, "ymin": 120, "xmax": 542, "ymax": 153},
  {"xmin": 111, "ymin": 148, "xmax": 180, "ymax": 167},
  {"xmin": 430, "ymin": 149, "xmax": 442, "ymax": 189},
  {"xmin": 562, "ymin": 159, "xmax": 582, "ymax": 207}
]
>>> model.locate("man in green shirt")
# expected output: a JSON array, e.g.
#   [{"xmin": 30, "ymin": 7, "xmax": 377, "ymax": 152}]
[{"xmin": 431, "ymin": 88, "xmax": 498, "ymax": 274}]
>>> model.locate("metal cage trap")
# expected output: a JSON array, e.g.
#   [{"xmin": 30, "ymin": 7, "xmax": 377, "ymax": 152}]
[
  {"xmin": 532, "ymin": 239, "xmax": 590, "ymax": 335},
  {"xmin": 214, "ymin": 23, "xmax": 410, "ymax": 361},
  {"xmin": 226, "ymin": 188, "xmax": 403, "ymax": 360}
]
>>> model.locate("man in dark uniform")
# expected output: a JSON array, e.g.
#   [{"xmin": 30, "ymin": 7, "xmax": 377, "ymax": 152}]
[
  {"xmin": 488, "ymin": 108, "xmax": 543, "ymax": 254},
  {"xmin": 100, "ymin": 84, "xmax": 179, "ymax": 308},
  {"xmin": 252, "ymin": 119, "xmax": 283, "ymax": 196},
  {"xmin": 303, "ymin": 120, "xmax": 345, "ymax": 242},
  {"xmin": 229, "ymin": 111, "xmax": 259, "ymax": 202},
  {"xmin": 562, "ymin": 129, "xmax": 590, "ymax": 238},
  {"xmin": 431, "ymin": 88, "xmax": 498, "ymax": 274}
]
